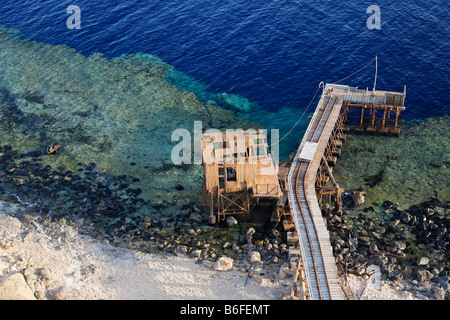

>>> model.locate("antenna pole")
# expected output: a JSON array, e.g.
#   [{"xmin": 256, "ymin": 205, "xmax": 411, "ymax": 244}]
[{"xmin": 373, "ymin": 55, "xmax": 378, "ymax": 91}]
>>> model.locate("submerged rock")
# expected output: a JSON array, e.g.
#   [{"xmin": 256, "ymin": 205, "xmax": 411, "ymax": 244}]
[
  {"xmin": 333, "ymin": 117, "xmax": 450, "ymax": 210},
  {"xmin": 189, "ymin": 212, "xmax": 203, "ymax": 223},
  {"xmin": 352, "ymin": 186, "xmax": 366, "ymax": 205},
  {"xmin": 44, "ymin": 143, "xmax": 60, "ymax": 155}
]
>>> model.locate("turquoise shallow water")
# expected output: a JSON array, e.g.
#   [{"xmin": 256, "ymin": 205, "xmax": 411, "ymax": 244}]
[
  {"xmin": 0, "ymin": 27, "xmax": 256, "ymax": 205},
  {"xmin": 0, "ymin": 26, "xmax": 277, "ymax": 254}
]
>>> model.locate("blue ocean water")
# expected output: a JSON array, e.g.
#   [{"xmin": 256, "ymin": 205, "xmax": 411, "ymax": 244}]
[{"xmin": 0, "ymin": 0, "xmax": 448, "ymax": 120}]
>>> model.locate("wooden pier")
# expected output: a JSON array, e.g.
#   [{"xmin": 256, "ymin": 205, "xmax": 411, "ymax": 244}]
[
  {"xmin": 198, "ymin": 81, "xmax": 406, "ymax": 300},
  {"xmin": 285, "ymin": 83, "xmax": 406, "ymax": 300}
]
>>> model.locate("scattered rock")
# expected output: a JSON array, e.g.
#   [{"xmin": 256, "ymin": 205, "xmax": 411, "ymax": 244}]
[
  {"xmin": 213, "ymin": 256, "xmax": 234, "ymax": 271},
  {"xmin": 248, "ymin": 251, "xmax": 261, "ymax": 264},
  {"xmin": 143, "ymin": 217, "xmax": 152, "ymax": 228},
  {"xmin": 13, "ymin": 178, "xmax": 24, "ymax": 186},
  {"xmin": 189, "ymin": 212, "xmax": 203, "ymax": 223},
  {"xmin": 226, "ymin": 216, "xmax": 238, "ymax": 227},
  {"xmin": 416, "ymin": 269, "xmax": 433, "ymax": 282},
  {"xmin": 208, "ymin": 215, "xmax": 216, "ymax": 225},
  {"xmin": 391, "ymin": 241, "xmax": 407, "ymax": 251},
  {"xmin": 190, "ymin": 249, "xmax": 202, "ymax": 258},
  {"xmin": 352, "ymin": 187, "xmax": 366, "ymax": 205},
  {"xmin": 44, "ymin": 142, "xmax": 60, "ymax": 155},
  {"xmin": 161, "ymin": 210, "xmax": 173, "ymax": 217},
  {"xmin": 417, "ymin": 257, "xmax": 429, "ymax": 266},
  {"xmin": 431, "ymin": 286, "xmax": 446, "ymax": 300},
  {"xmin": 93, "ymin": 166, "xmax": 106, "ymax": 174}
]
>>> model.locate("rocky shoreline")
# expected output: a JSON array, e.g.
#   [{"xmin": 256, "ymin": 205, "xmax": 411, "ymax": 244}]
[
  {"xmin": 326, "ymin": 116, "xmax": 449, "ymax": 300},
  {"xmin": 0, "ymin": 197, "xmax": 426, "ymax": 300},
  {"xmin": 1, "ymin": 133, "xmax": 449, "ymax": 299},
  {"xmin": 327, "ymin": 196, "xmax": 449, "ymax": 300},
  {"xmin": 0, "ymin": 143, "xmax": 292, "ymax": 296}
]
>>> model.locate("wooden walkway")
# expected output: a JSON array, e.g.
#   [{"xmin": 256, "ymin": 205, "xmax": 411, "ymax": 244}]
[{"xmin": 286, "ymin": 83, "xmax": 406, "ymax": 300}]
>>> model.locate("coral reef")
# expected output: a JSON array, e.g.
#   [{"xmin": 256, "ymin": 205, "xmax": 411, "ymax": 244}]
[
  {"xmin": 0, "ymin": 26, "xmax": 281, "ymax": 264},
  {"xmin": 333, "ymin": 116, "xmax": 450, "ymax": 210},
  {"xmin": 0, "ymin": 27, "xmax": 257, "ymax": 208}
]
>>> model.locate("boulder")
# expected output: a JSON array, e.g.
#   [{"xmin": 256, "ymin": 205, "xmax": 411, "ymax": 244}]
[
  {"xmin": 175, "ymin": 184, "xmax": 184, "ymax": 191},
  {"xmin": 222, "ymin": 242, "xmax": 232, "ymax": 250},
  {"xmin": 208, "ymin": 215, "xmax": 216, "ymax": 225},
  {"xmin": 246, "ymin": 227, "xmax": 255, "ymax": 245},
  {"xmin": 417, "ymin": 257, "xmax": 429, "ymax": 266},
  {"xmin": 173, "ymin": 245, "xmax": 188, "ymax": 255},
  {"xmin": 416, "ymin": 269, "xmax": 433, "ymax": 282},
  {"xmin": 431, "ymin": 286, "xmax": 446, "ymax": 300},
  {"xmin": 0, "ymin": 273, "xmax": 36, "ymax": 300},
  {"xmin": 52, "ymin": 285, "xmax": 69, "ymax": 300},
  {"xmin": 189, "ymin": 212, "xmax": 203, "ymax": 223},
  {"xmin": 190, "ymin": 249, "xmax": 202, "ymax": 258},
  {"xmin": 391, "ymin": 241, "xmax": 407, "ymax": 251},
  {"xmin": 213, "ymin": 257, "xmax": 234, "ymax": 271},
  {"xmin": 248, "ymin": 251, "xmax": 261, "ymax": 264},
  {"xmin": 226, "ymin": 216, "xmax": 238, "ymax": 227},
  {"xmin": 352, "ymin": 187, "xmax": 366, "ymax": 205}
]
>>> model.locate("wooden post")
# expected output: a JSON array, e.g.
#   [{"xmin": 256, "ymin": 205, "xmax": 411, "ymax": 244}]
[
  {"xmin": 335, "ymin": 190, "xmax": 342, "ymax": 214},
  {"xmin": 382, "ymin": 109, "xmax": 387, "ymax": 128},
  {"xmin": 318, "ymin": 190, "xmax": 323, "ymax": 208},
  {"xmin": 245, "ymin": 189, "xmax": 249, "ymax": 217},
  {"xmin": 394, "ymin": 108, "xmax": 400, "ymax": 128},
  {"xmin": 328, "ymin": 194, "xmax": 332, "ymax": 217},
  {"xmin": 217, "ymin": 190, "xmax": 221, "ymax": 222},
  {"xmin": 367, "ymin": 105, "xmax": 376, "ymax": 133},
  {"xmin": 203, "ymin": 187, "xmax": 207, "ymax": 214},
  {"xmin": 391, "ymin": 107, "xmax": 401, "ymax": 136},
  {"xmin": 360, "ymin": 107, "xmax": 364, "ymax": 127},
  {"xmin": 371, "ymin": 107, "xmax": 376, "ymax": 127},
  {"xmin": 210, "ymin": 191, "xmax": 214, "ymax": 217}
]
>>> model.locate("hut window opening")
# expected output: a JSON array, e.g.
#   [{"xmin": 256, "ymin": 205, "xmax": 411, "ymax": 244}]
[
  {"xmin": 226, "ymin": 167, "xmax": 236, "ymax": 181},
  {"xmin": 218, "ymin": 166, "xmax": 225, "ymax": 189}
]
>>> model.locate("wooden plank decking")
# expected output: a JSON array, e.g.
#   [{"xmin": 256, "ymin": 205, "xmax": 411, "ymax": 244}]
[{"xmin": 287, "ymin": 83, "xmax": 406, "ymax": 300}]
